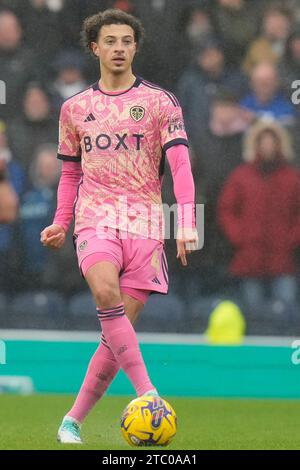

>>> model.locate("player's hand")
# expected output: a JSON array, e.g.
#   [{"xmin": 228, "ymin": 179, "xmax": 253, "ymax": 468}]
[
  {"xmin": 40, "ymin": 224, "xmax": 66, "ymax": 249},
  {"xmin": 176, "ymin": 227, "xmax": 199, "ymax": 266}
]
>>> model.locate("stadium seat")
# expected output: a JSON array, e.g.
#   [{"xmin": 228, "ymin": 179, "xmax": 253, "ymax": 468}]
[
  {"xmin": 190, "ymin": 296, "xmax": 224, "ymax": 318},
  {"xmin": 0, "ymin": 293, "xmax": 7, "ymax": 314},
  {"xmin": 136, "ymin": 293, "xmax": 184, "ymax": 333},
  {"xmin": 0, "ymin": 293, "xmax": 7, "ymax": 327},
  {"xmin": 9, "ymin": 291, "xmax": 67, "ymax": 329},
  {"xmin": 189, "ymin": 296, "xmax": 245, "ymax": 333},
  {"xmin": 67, "ymin": 291, "xmax": 99, "ymax": 331},
  {"xmin": 253, "ymin": 299, "xmax": 299, "ymax": 336},
  {"xmin": 68, "ymin": 291, "xmax": 96, "ymax": 317},
  {"xmin": 168, "ymin": 271, "xmax": 202, "ymax": 300},
  {"xmin": 11, "ymin": 291, "xmax": 66, "ymax": 316}
]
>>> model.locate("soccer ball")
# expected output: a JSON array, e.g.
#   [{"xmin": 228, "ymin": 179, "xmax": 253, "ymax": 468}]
[{"xmin": 120, "ymin": 396, "xmax": 177, "ymax": 447}]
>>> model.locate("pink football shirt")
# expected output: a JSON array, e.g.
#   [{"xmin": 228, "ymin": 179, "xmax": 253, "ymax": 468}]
[{"xmin": 57, "ymin": 76, "xmax": 188, "ymax": 240}]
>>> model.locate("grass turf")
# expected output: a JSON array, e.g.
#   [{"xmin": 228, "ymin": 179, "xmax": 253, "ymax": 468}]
[{"xmin": 0, "ymin": 394, "xmax": 300, "ymax": 450}]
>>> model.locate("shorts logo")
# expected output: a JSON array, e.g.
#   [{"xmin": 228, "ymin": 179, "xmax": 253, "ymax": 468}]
[
  {"xmin": 130, "ymin": 106, "xmax": 145, "ymax": 122},
  {"xmin": 79, "ymin": 240, "xmax": 88, "ymax": 252}
]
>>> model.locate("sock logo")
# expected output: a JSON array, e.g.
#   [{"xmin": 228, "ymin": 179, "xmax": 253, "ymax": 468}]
[
  {"xmin": 96, "ymin": 372, "xmax": 108, "ymax": 381},
  {"xmin": 117, "ymin": 345, "xmax": 128, "ymax": 356}
]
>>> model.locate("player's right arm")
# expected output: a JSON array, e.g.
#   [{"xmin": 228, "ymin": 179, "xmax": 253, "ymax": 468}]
[{"xmin": 41, "ymin": 101, "xmax": 82, "ymax": 250}]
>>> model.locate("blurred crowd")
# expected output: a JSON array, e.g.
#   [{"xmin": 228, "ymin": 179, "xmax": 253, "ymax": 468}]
[{"xmin": 1, "ymin": 0, "xmax": 300, "ymax": 332}]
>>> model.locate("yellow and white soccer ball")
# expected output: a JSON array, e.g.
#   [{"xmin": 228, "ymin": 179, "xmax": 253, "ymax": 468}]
[{"xmin": 120, "ymin": 396, "xmax": 177, "ymax": 447}]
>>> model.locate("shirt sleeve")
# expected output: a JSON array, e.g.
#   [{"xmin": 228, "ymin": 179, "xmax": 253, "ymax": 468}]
[
  {"xmin": 57, "ymin": 101, "xmax": 81, "ymax": 162},
  {"xmin": 53, "ymin": 161, "xmax": 83, "ymax": 233},
  {"xmin": 159, "ymin": 91, "xmax": 189, "ymax": 154},
  {"xmin": 166, "ymin": 144, "xmax": 195, "ymax": 229}
]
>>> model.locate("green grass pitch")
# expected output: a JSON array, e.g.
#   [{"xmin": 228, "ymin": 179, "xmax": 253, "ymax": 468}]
[{"xmin": 0, "ymin": 394, "xmax": 300, "ymax": 450}]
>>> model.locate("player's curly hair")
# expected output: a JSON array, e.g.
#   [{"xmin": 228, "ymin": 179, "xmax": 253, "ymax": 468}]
[{"xmin": 81, "ymin": 9, "xmax": 145, "ymax": 57}]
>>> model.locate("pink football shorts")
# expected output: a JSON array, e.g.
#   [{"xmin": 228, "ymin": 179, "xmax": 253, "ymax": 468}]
[{"xmin": 73, "ymin": 227, "xmax": 168, "ymax": 304}]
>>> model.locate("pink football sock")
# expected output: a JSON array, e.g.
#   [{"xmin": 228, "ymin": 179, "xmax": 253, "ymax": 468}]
[
  {"xmin": 68, "ymin": 336, "xmax": 120, "ymax": 423},
  {"xmin": 97, "ymin": 303, "xmax": 156, "ymax": 397}
]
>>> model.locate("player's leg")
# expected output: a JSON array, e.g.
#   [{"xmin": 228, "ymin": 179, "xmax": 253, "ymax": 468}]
[
  {"xmin": 87, "ymin": 261, "xmax": 156, "ymax": 397},
  {"xmin": 68, "ymin": 234, "xmax": 167, "ymax": 426},
  {"xmin": 58, "ymin": 292, "xmax": 145, "ymax": 443},
  {"xmin": 67, "ymin": 293, "xmax": 144, "ymax": 423}
]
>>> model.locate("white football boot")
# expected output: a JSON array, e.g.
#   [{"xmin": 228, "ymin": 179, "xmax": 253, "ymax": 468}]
[{"xmin": 57, "ymin": 416, "xmax": 83, "ymax": 444}]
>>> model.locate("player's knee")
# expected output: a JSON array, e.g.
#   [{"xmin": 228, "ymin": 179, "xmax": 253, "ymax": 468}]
[{"xmin": 94, "ymin": 282, "xmax": 121, "ymax": 309}]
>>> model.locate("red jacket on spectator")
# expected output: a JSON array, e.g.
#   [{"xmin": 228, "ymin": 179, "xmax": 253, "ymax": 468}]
[{"xmin": 218, "ymin": 120, "xmax": 300, "ymax": 278}]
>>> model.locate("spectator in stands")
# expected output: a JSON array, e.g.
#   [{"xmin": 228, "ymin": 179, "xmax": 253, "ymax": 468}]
[
  {"xmin": 175, "ymin": 3, "xmax": 215, "ymax": 73},
  {"xmin": 240, "ymin": 62, "xmax": 297, "ymax": 126},
  {"xmin": 279, "ymin": 29, "xmax": 300, "ymax": 164},
  {"xmin": 0, "ymin": 1, "xmax": 27, "ymax": 15},
  {"xmin": 134, "ymin": 0, "xmax": 193, "ymax": 89},
  {"xmin": 60, "ymin": 0, "xmax": 120, "ymax": 49},
  {"xmin": 19, "ymin": 144, "xmax": 60, "ymax": 282},
  {"xmin": 279, "ymin": 29, "xmax": 300, "ymax": 98},
  {"xmin": 218, "ymin": 120, "xmax": 300, "ymax": 309},
  {"xmin": 0, "ymin": 10, "xmax": 36, "ymax": 120},
  {"xmin": 0, "ymin": 0, "xmax": 65, "ymax": 15},
  {"xmin": 18, "ymin": 141, "xmax": 82, "ymax": 292},
  {"xmin": 181, "ymin": 4, "xmax": 214, "ymax": 49},
  {"xmin": 0, "ymin": 120, "xmax": 24, "ymax": 198},
  {"xmin": 209, "ymin": 92, "xmax": 254, "ymax": 138},
  {"xmin": 0, "ymin": 132, "xmax": 18, "ymax": 224},
  {"xmin": 49, "ymin": 50, "xmax": 88, "ymax": 115},
  {"xmin": 0, "ymin": 120, "xmax": 24, "ymax": 291},
  {"xmin": 22, "ymin": 0, "xmax": 64, "ymax": 76},
  {"xmin": 243, "ymin": 5, "xmax": 293, "ymax": 74},
  {"xmin": 8, "ymin": 83, "xmax": 57, "ymax": 170},
  {"xmin": 177, "ymin": 37, "xmax": 248, "ymax": 147},
  {"xmin": 196, "ymin": 92, "xmax": 254, "ymax": 192},
  {"xmin": 194, "ymin": 93, "xmax": 254, "ymax": 282},
  {"xmin": 210, "ymin": 0, "xmax": 265, "ymax": 65}
]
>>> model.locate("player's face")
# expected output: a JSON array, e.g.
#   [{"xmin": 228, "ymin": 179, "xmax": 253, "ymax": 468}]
[{"xmin": 92, "ymin": 24, "xmax": 137, "ymax": 74}]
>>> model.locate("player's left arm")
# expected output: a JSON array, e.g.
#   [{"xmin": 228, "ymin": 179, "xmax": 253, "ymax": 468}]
[
  {"xmin": 159, "ymin": 92, "xmax": 198, "ymax": 266},
  {"xmin": 166, "ymin": 144, "xmax": 198, "ymax": 266}
]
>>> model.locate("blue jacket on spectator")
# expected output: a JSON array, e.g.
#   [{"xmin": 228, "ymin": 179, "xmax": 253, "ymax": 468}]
[
  {"xmin": 0, "ymin": 160, "xmax": 25, "ymax": 252},
  {"xmin": 240, "ymin": 93, "xmax": 297, "ymax": 126},
  {"xmin": 20, "ymin": 186, "xmax": 56, "ymax": 274}
]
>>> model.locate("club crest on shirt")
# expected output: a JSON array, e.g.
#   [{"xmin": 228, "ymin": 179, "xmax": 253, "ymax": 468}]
[{"xmin": 130, "ymin": 106, "xmax": 145, "ymax": 122}]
